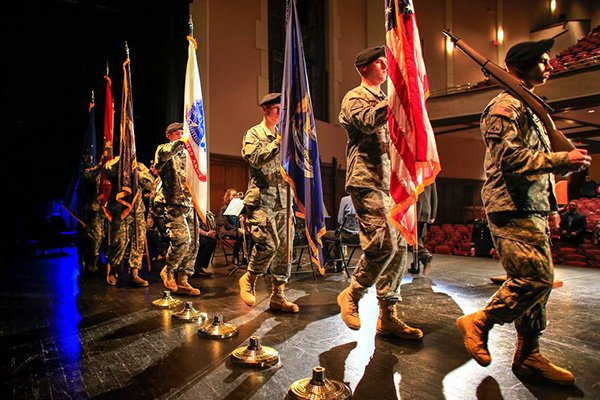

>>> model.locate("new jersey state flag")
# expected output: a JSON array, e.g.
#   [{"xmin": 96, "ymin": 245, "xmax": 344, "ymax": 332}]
[
  {"xmin": 182, "ymin": 35, "xmax": 208, "ymax": 223},
  {"xmin": 279, "ymin": 0, "xmax": 326, "ymax": 274}
]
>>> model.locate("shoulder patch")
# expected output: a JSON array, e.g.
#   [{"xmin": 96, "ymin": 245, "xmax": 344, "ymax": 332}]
[
  {"xmin": 348, "ymin": 98, "xmax": 364, "ymax": 112},
  {"xmin": 492, "ymin": 106, "xmax": 514, "ymax": 118}
]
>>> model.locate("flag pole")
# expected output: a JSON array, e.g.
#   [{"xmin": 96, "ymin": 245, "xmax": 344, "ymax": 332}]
[
  {"xmin": 286, "ymin": 184, "xmax": 292, "ymax": 265},
  {"xmin": 413, "ymin": 201, "xmax": 419, "ymax": 271}
]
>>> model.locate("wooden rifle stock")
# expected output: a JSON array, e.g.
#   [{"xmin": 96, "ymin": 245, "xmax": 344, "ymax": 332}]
[{"xmin": 442, "ymin": 30, "xmax": 575, "ymax": 152}]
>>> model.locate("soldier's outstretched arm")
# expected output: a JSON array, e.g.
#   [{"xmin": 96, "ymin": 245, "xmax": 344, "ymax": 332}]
[
  {"xmin": 241, "ymin": 130, "xmax": 279, "ymax": 168},
  {"xmin": 154, "ymin": 140, "xmax": 185, "ymax": 168},
  {"xmin": 342, "ymin": 96, "xmax": 388, "ymax": 134}
]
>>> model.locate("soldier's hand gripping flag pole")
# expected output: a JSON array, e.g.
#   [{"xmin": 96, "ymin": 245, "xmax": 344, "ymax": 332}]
[
  {"xmin": 279, "ymin": 0, "xmax": 327, "ymax": 274},
  {"xmin": 386, "ymin": 0, "xmax": 441, "ymax": 245},
  {"xmin": 182, "ymin": 17, "xmax": 209, "ymax": 225}
]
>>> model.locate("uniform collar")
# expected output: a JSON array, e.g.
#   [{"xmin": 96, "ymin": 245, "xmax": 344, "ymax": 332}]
[
  {"xmin": 260, "ymin": 121, "xmax": 278, "ymax": 138},
  {"xmin": 360, "ymin": 84, "xmax": 386, "ymax": 99}
]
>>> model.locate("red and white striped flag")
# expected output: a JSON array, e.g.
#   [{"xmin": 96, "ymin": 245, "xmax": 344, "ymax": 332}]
[{"xmin": 385, "ymin": 0, "xmax": 441, "ymax": 246}]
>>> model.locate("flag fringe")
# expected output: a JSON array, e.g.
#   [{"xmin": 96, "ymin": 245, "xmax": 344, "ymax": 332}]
[{"xmin": 280, "ymin": 165, "xmax": 326, "ymax": 275}]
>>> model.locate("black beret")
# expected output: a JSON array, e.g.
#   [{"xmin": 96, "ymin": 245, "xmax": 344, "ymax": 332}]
[
  {"xmin": 354, "ymin": 46, "xmax": 386, "ymax": 67},
  {"xmin": 259, "ymin": 93, "xmax": 281, "ymax": 107},
  {"xmin": 505, "ymin": 39, "xmax": 554, "ymax": 66},
  {"xmin": 166, "ymin": 122, "xmax": 183, "ymax": 133}
]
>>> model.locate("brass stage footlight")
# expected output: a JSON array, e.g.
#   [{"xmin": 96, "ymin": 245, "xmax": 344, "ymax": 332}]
[
  {"xmin": 286, "ymin": 366, "xmax": 352, "ymax": 400},
  {"xmin": 152, "ymin": 290, "xmax": 183, "ymax": 309},
  {"xmin": 172, "ymin": 301, "xmax": 208, "ymax": 323},
  {"xmin": 230, "ymin": 335, "xmax": 279, "ymax": 368},
  {"xmin": 198, "ymin": 314, "xmax": 239, "ymax": 339}
]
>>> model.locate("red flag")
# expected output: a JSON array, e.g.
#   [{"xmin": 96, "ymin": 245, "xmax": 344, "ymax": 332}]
[
  {"xmin": 385, "ymin": 0, "xmax": 441, "ymax": 246},
  {"xmin": 102, "ymin": 70, "xmax": 114, "ymax": 155},
  {"xmin": 98, "ymin": 69, "xmax": 114, "ymax": 220}
]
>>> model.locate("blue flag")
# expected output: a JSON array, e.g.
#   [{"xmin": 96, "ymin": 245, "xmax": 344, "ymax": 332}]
[
  {"xmin": 63, "ymin": 100, "xmax": 97, "ymax": 226},
  {"xmin": 279, "ymin": 0, "xmax": 326, "ymax": 274}
]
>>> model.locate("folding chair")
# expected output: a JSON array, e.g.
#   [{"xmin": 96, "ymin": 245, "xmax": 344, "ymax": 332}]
[{"xmin": 337, "ymin": 214, "xmax": 360, "ymax": 278}]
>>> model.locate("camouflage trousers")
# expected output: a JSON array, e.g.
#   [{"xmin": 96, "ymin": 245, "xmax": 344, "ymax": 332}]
[
  {"xmin": 106, "ymin": 211, "xmax": 146, "ymax": 270},
  {"xmin": 161, "ymin": 204, "xmax": 199, "ymax": 277},
  {"xmin": 246, "ymin": 206, "xmax": 293, "ymax": 283},
  {"xmin": 349, "ymin": 187, "xmax": 407, "ymax": 301},
  {"xmin": 86, "ymin": 210, "xmax": 105, "ymax": 258},
  {"xmin": 484, "ymin": 214, "xmax": 554, "ymax": 333}
]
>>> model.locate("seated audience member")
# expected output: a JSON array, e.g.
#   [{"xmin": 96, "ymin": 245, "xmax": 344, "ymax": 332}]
[
  {"xmin": 194, "ymin": 212, "xmax": 217, "ymax": 277},
  {"xmin": 323, "ymin": 195, "xmax": 359, "ymax": 271},
  {"xmin": 595, "ymin": 220, "xmax": 600, "ymax": 246},
  {"xmin": 470, "ymin": 211, "xmax": 495, "ymax": 258},
  {"xmin": 216, "ymin": 188, "xmax": 246, "ymax": 264},
  {"xmin": 559, "ymin": 201, "xmax": 587, "ymax": 245}
]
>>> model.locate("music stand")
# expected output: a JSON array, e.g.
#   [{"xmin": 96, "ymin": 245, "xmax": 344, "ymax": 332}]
[{"xmin": 224, "ymin": 198, "xmax": 247, "ymax": 275}]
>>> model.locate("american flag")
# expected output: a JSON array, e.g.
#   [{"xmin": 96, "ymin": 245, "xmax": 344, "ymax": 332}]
[
  {"xmin": 279, "ymin": 0, "xmax": 326, "ymax": 273},
  {"xmin": 386, "ymin": 0, "xmax": 441, "ymax": 246},
  {"xmin": 182, "ymin": 34, "xmax": 208, "ymax": 224}
]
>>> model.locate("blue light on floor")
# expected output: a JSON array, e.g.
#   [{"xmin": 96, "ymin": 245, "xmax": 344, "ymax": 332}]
[{"xmin": 49, "ymin": 256, "xmax": 82, "ymax": 363}]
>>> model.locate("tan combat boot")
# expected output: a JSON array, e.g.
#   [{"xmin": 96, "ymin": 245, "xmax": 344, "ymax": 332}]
[
  {"xmin": 512, "ymin": 332, "xmax": 575, "ymax": 385},
  {"xmin": 176, "ymin": 274, "xmax": 201, "ymax": 296},
  {"xmin": 376, "ymin": 300, "xmax": 423, "ymax": 339},
  {"xmin": 239, "ymin": 271, "xmax": 259, "ymax": 306},
  {"xmin": 456, "ymin": 310, "xmax": 494, "ymax": 366},
  {"xmin": 129, "ymin": 268, "xmax": 149, "ymax": 287},
  {"xmin": 269, "ymin": 281, "xmax": 299, "ymax": 313},
  {"xmin": 336, "ymin": 278, "xmax": 366, "ymax": 330},
  {"xmin": 160, "ymin": 266, "xmax": 178, "ymax": 292},
  {"xmin": 106, "ymin": 263, "xmax": 118, "ymax": 286}
]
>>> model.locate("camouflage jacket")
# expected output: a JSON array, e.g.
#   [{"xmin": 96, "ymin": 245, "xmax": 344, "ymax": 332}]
[
  {"xmin": 241, "ymin": 121, "xmax": 286, "ymax": 210},
  {"xmin": 154, "ymin": 140, "xmax": 192, "ymax": 207},
  {"xmin": 481, "ymin": 91, "xmax": 570, "ymax": 215},
  {"xmin": 105, "ymin": 157, "xmax": 155, "ymax": 216},
  {"xmin": 82, "ymin": 164, "xmax": 102, "ymax": 212},
  {"xmin": 339, "ymin": 85, "xmax": 390, "ymax": 191}
]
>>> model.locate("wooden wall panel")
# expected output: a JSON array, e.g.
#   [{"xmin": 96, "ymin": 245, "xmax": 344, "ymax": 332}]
[
  {"xmin": 209, "ymin": 154, "xmax": 249, "ymax": 213},
  {"xmin": 209, "ymin": 154, "xmax": 486, "ymax": 228},
  {"xmin": 435, "ymin": 177, "xmax": 484, "ymax": 224}
]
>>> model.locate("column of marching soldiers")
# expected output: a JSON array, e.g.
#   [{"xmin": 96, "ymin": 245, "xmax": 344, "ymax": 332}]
[{"xmin": 71, "ymin": 37, "xmax": 588, "ymax": 390}]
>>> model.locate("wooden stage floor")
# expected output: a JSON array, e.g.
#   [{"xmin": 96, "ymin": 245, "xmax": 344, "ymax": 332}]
[{"xmin": 2, "ymin": 249, "xmax": 599, "ymax": 399}]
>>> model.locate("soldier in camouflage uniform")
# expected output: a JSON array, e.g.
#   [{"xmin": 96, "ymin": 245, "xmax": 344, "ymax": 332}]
[
  {"xmin": 155, "ymin": 122, "xmax": 201, "ymax": 296},
  {"xmin": 80, "ymin": 164, "xmax": 106, "ymax": 274},
  {"xmin": 456, "ymin": 39, "xmax": 591, "ymax": 385},
  {"xmin": 104, "ymin": 156, "xmax": 155, "ymax": 287},
  {"xmin": 238, "ymin": 93, "xmax": 299, "ymax": 313},
  {"xmin": 336, "ymin": 46, "xmax": 422, "ymax": 340}
]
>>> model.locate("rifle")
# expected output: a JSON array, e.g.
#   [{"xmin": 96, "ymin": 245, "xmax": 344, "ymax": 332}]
[{"xmin": 442, "ymin": 30, "xmax": 575, "ymax": 153}]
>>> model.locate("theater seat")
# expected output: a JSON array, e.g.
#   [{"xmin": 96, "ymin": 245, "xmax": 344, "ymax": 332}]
[{"xmin": 435, "ymin": 245, "xmax": 453, "ymax": 255}]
